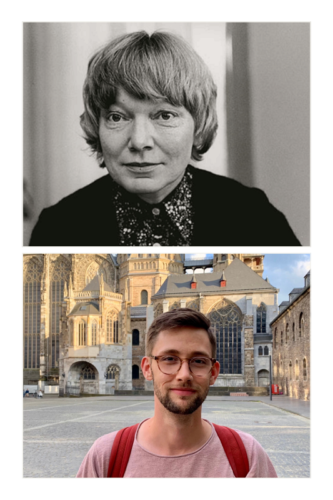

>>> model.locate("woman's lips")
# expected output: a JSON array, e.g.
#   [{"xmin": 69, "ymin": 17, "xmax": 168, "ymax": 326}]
[{"xmin": 123, "ymin": 162, "xmax": 161, "ymax": 173}]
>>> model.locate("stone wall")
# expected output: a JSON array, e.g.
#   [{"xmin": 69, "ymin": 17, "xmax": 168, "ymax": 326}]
[{"xmin": 272, "ymin": 289, "xmax": 310, "ymax": 400}]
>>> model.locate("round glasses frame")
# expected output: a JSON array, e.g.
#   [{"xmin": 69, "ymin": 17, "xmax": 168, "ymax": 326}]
[{"xmin": 150, "ymin": 355, "xmax": 217, "ymax": 376}]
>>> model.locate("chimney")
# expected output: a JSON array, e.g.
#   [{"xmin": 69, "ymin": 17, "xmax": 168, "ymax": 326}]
[
  {"xmin": 220, "ymin": 271, "xmax": 226, "ymax": 287},
  {"xmin": 191, "ymin": 272, "xmax": 197, "ymax": 289}
]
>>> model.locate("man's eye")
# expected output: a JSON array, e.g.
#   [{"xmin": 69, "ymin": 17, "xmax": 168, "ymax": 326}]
[
  {"xmin": 161, "ymin": 356, "xmax": 178, "ymax": 363},
  {"xmin": 192, "ymin": 358, "xmax": 209, "ymax": 365}
]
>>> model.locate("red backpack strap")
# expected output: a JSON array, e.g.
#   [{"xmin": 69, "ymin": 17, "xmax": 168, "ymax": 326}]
[
  {"xmin": 213, "ymin": 424, "xmax": 249, "ymax": 477},
  {"xmin": 107, "ymin": 424, "xmax": 139, "ymax": 477}
]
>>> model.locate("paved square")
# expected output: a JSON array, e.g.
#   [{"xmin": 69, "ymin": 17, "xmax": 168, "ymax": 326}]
[{"xmin": 23, "ymin": 396, "xmax": 310, "ymax": 478}]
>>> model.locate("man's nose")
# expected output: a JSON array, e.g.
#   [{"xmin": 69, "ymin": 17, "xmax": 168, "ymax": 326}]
[
  {"xmin": 176, "ymin": 360, "xmax": 193, "ymax": 380},
  {"xmin": 128, "ymin": 117, "xmax": 154, "ymax": 151}
]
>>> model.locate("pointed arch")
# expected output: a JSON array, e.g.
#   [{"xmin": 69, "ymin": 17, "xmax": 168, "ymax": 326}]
[
  {"xmin": 256, "ymin": 302, "xmax": 267, "ymax": 333},
  {"xmin": 23, "ymin": 257, "xmax": 43, "ymax": 369},
  {"xmin": 207, "ymin": 299, "xmax": 243, "ymax": 375},
  {"xmin": 106, "ymin": 310, "xmax": 120, "ymax": 343}
]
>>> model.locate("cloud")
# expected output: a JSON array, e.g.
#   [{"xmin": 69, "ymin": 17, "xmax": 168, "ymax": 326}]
[
  {"xmin": 291, "ymin": 258, "xmax": 311, "ymax": 278},
  {"xmin": 189, "ymin": 253, "xmax": 209, "ymax": 260}
]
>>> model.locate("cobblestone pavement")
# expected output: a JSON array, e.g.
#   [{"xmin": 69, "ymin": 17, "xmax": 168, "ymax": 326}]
[{"xmin": 23, "ymin": 396, "xmax": 310, "ymax": 478}]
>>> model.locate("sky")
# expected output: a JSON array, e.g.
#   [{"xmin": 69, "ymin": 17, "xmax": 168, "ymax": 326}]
[{"xmin": 187, "ymin": 253, "xmax": 311, "ymax": 305}]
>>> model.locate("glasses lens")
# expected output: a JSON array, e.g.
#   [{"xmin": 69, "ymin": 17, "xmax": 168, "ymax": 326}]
[
  {"xmin": 159, "ymin": 355, "xmax": 181, "ymax": 374},
  {"xmin": 189, "ymin": 357, "xmax": 212, "ymax": 376}
]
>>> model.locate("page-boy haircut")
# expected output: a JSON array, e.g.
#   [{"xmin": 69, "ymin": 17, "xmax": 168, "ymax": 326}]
[
  {"xmin": 146, "ymin": 308, "xmax": 217, "ymax": 357},
  {"xmin": 80, "ymin": 31, "xmax": 218, "ymax": 165}
]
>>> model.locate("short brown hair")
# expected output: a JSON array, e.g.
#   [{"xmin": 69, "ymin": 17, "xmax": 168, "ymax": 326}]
[
  {"xmin": 80, "ymin": 30, "xmax": 218, "ymax": 165},
  {"xmin": 146, "ymin": 308, "xmax": 216, "ymax": 357}
]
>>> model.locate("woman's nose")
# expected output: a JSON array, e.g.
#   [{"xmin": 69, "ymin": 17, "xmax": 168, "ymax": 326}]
[{"xmin": 128, "ymin": 117, "xmax": 154, "ymax": 151}]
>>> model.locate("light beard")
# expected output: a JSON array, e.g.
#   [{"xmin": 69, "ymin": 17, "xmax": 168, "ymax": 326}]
[{"xmin": 153, "ymin": 378, "xmax": 210, "ymax": 415}]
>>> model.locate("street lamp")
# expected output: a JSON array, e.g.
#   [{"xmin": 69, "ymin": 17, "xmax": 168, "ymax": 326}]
[{"xmin": 269, "ymin": 350, "xmax": 273, "ymax": 401}]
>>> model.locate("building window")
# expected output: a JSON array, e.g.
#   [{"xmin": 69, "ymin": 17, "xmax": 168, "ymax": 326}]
[
  {"xmin": 106, "ymin": 312, "xmax": 119, "ymax": 343},
  {"xmin": 264, "ymin": 346, "xmax": 269, "ymax": 356},
  {"xmin": 132, "ymin": 329, "xmax": 140, "ymax": 346},
  {"xmin": 50, "ymin": 257, "xmax": 70, "ymax": 368},
  {"xmin": 82, "ymin": 366, "xmax": 95, "ymax": 380},
  {"xmin": 286, "ymin": 323, "xmax": 289, "ymax": 343},
  {"xmin": 258, "ymin": 346, "xmax": 263, "ymax": 356},
  {"xmin": 289, "ymin": 361, "xmax": 292, "ymax": 380},
  {"xmin": 295, "ymin": 359, "xmax": 299, "ymax": 381},
  {"xmin": 132, "ymin": 365, "xmax": 140, "ymax": 379},
  {"xmin": 281, "ymin": 331, "xmax": 283, "ymax": 346},
  {"xmin": 299, "ymin": 313, "xmax": 304, "ymax": 337},
  {"xmin": 274, "ymin": 328, "xmax": 277, "ymax": 349},
  {"xmin": 106, "ymin": 365, "xmax": 119, "ymax": 380},
  {"xmin": 292, "ymin": 323, "xmax": 295, "ymax": 341},
  {"xmin": 91, "ymin": 321, "xmax": 98, "ymax": 346},
  {"xmin": 141, "ymin": 290, "xmax": 148, "ymax": 305},
  {"xmin": 208, "ymin": 299, "xmax": 242, "ymax": 375},
  {"xmin": 23, "ymin": 259, "xmax": 42, "ymax": 369},
  {"xmin": 303, "ymin": 358, "xmax": 307, "ymax": 380},
  {"xmin": 256, "ymin": 303, "xmax": 267, "ymax": 333},
  {"xmin": 78, "ymin": 321, "xmax": 86, "ymax": 346}
]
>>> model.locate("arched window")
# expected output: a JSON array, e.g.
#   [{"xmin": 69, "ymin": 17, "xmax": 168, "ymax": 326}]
[
  {"xmin": 286, "ymin": 323, "xmax": 289, "ymax": 343},
  {"xmin": 256, "ymin": 303, "xmax": 266, "ymax": 333},
  {"xmin": 281, "ymin": 331, "xmax": 283, "ymax": 346},
  {"xmin": 141, "ymin": 290, "xmax": 148, "ymax": 305},
  {"xmin": 132, "ymin": 329, "xmax": 140, "ymax": 346},
  {"xmin": 106, "ymin": 364, "xmax": 119, "ymax": 380},
  {"xmin": 289, "ymin": 361, "xmax": 292, "ymax": 380},
  {"xmin": 258, "ymin": 346, "xmax": 263, "ymax": 356},
  {"xmin": 78, "ymin": 321, "xmax": 86, "ymax": 346},
  {"xmin": 303, "ymin": 358, "xmax": 307, "ymax": 380},
  {"xmin": 292, "ymin": 323, "xmax": 295, "ymax": 341},
  {"xmin": 91, "ymin": 321, "xmax": 98, "ymax": 346},
  {"xmin": 208, "ymin": 299, "xmax": 242, "ymax": 375},
  {"xmin": 132, "ymin": 365, "xmax": 139, "ymax": 379},
  {"xmin": 106, "ymin": 312, "xmax": 119, "ymax": 343},
  {"xmin": 274, "ymin": 328, "xmax": 277, "ymax": 348},
  {"xmin": 23, "ymin": 258, "xmax": 42, "ymax": 369},
  {"xmin": 295, "ymin": 359, "xmax": 299, "ymax": 381},
  {"xmin": 299, "ymin": 313, "xmax": 304, "ymax": 337},
  {"xmin": 264, "ymin": 346, "xmax": 269, "ymax": 356},
  {"xmin": 82, "ymin": 366, "xmax": 95, "ymax": 380}
]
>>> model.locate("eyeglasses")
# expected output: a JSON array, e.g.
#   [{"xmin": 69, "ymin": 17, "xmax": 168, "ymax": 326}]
[{"xmin": 150, "ymin": 355, "xmax": 216, "ymax": 377}]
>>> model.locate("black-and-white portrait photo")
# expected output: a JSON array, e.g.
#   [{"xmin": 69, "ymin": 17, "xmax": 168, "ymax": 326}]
[{"xmin": 24, "ymin": 22, "xmax": 309, "ymax": 246}]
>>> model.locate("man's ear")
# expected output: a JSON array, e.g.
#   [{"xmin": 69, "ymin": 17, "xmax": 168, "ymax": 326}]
[
  {"xmin": 209, "ymin": 361, "xmax": 220, "ymax": 386},
  {"xmin": 141, "ymin": 356, "xmax": 153, "ymax": 381}
]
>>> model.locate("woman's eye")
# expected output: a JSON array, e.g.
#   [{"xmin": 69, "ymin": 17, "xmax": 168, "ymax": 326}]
[
  {"xmin": 156, "ymin": 111, "xmax": 176, "ymax": 121},
  {"xmin": 107, "ymin": 113, "xmax": 123, "ymax": 123}
]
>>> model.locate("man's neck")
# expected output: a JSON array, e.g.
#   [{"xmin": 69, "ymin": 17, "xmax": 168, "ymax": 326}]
[{"xmin": 137, "ymin": 403, "xmax": 212, "ymax": 456}]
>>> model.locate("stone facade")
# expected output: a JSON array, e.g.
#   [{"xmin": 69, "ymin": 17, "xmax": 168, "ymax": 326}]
[
  {"xmin": 271, "ymin": 274, "xmax": 310, "ymax": 401},
  {"xmin": 23, "ymin": 253, "xmax": 277, "ymax": 395}
]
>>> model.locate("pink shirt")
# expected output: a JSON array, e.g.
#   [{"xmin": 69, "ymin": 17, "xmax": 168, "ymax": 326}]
[{"xmin": 76, "ymin": 420, "xmax": 277, "ymax": 478}]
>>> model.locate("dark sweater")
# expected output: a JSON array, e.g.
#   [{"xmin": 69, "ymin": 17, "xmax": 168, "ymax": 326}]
[{"xmin": 29, "ymin": 166, "xmax": 301, "ymax": 246}]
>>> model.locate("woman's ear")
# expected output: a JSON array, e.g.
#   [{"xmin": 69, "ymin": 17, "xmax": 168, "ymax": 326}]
[{"xmin": 141, "ymin": 356, "xmax": 153, "ymax": 381}]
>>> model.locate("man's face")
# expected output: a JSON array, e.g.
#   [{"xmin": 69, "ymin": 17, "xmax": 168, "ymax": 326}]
[
  {"xmin": 99, "ymin": 88, "xmax": 195, "ymax": 204},
  {"xmin": 142, "ymin": 327, "xmax": 220, "ymax": 415}
]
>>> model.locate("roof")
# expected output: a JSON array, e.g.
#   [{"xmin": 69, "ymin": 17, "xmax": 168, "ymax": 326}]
[
  {"xmin": 69, "ymin": 302, "xmax": 100, "ymax": 316},
  {"xmin": 83, "ymin": 274, "xmax": 113, "ymax": 292},
  {"xmin": 290, "ymin": 288, "xmax": 304, "ymax": 295},
  {"xmin": 153, "ymin": 258, "xmax": 277, "ymax": 297},
  {"xmin": 270, "ymin": 284, "xmax": 310, "ymax": 325},
  {"xmin": 254, "ymin": 333, "xmax": 273, "ymax": 343},
  {"xmin": 130, "ymin": 306, "xmax": 147, "ymax": 319}
]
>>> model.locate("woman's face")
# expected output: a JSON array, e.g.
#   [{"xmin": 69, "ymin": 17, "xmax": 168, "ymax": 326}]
[{"xmin": 99, "ymin": 88, "xmax": 195, "ymax": 204}]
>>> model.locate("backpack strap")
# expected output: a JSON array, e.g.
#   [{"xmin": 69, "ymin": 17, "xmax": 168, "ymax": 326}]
[
  {"xmin": 107, "ymin": 424, "xmax": 139, "ymax": 477},
  {"xmin": 213, "ymin": 424, "xmax": 249, "ymax": 477}
]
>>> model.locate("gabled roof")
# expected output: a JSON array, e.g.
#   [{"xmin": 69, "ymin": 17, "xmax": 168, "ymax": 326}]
[
  {"xmin": 69, "ymin": 302, "xmax": 100, "ymax": 316},
  {"xmin": 83, "ymin": 275, "xmax": 113, "ymax": 292},
  {"xmin": 153, "ymin": 258, "xmax": 277, "ymax": 297}
]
